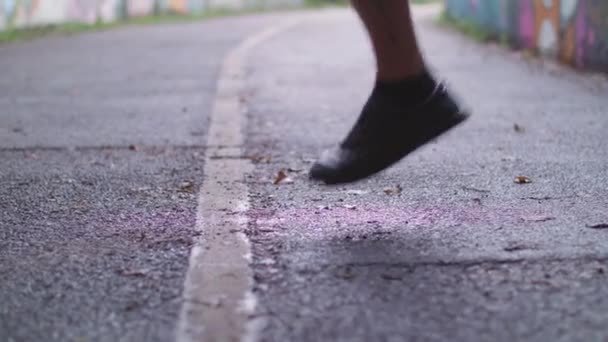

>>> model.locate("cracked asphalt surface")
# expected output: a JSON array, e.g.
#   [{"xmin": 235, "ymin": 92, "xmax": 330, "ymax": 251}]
[{"xmin": 2, "ymin": 4, "xmax": 608, "ymax": 342}]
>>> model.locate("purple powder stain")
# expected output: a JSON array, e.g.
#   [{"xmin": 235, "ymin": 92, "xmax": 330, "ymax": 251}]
[{"xmin": 249, "ymin": 202, "xmax": 549, "ymax": 237}]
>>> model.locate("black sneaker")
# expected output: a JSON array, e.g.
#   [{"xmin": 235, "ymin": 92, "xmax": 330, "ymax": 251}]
[{"xmin": 310, "ymin": 83, "xmax": 470, "ymax": 184}]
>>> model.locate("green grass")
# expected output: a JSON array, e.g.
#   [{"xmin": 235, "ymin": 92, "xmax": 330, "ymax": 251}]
[
  {"xmin": 437, "ymin": 10, "xmax": 493, "ymax": 43},
  {"xmin": 0, "ymin": 21, "xmax": 112, "ymax": 44},
  {"xmin": 0, "ymin": 3, "xmax": 345, "ymax": 45},
  {"xmin": 0, "ymin": 0, "xmax": 442, "ymax": 45},
  {"xmin": 438, "ymin": 10, "xmax": 548, "ymax": 64}
]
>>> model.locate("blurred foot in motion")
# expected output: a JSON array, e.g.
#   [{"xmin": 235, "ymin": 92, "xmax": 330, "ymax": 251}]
[{"xmin": 310, "ymin": 0, "xmax": 469, "ymax": 184}]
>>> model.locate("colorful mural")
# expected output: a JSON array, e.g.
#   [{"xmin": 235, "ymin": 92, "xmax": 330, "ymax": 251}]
[
  {"xmin": 0, "ymin": 0, "xmax": 301, "ymax": 31},
  {"xmin": 445, "ymin": 0, "xmax": 608, "ymax": 72}
]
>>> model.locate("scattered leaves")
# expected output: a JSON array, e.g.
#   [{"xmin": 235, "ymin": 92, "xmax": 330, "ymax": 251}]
[
  {"xmin": 383, "ymin": 185, "xmax": 403, "ymax": 196},
  {"xmin": 514, "ymin": 176, "xmax": 532, "ymax": 184},
  {"xmin": 514, "ymin": 123, "xmax": 525, "ymax": 133},
  {"xmin": 273, "ymin": 170, "xmax": 293, "ymax": 185},
  {"xmin": 586, "ymin": 223, "xmax": 608, "ymax": 230}
]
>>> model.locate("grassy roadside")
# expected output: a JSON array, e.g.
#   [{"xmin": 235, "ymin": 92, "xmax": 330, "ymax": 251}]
[
  {"xmin": 0, "ymin": 1, "xmax": 347, "ymax": 45},
  {"xmin": 438, "ymin": 9, "xmax": 559, "ymax": 69},
  {"xmin": 0, "ymin": 0, "xmax": 441, "ymax": 45},
  {"xmin": 437, "ymin": 10, "xmax": 493, "ymax": 43}
]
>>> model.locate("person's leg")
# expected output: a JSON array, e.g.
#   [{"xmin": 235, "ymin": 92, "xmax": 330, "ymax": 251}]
[
  {"xmin": 351, "ymin": 0, "xmax": 424, "ymax": 81},
  {"xmin": 309, "ymin": 0, "xmax": 470, "ymax": 184}
]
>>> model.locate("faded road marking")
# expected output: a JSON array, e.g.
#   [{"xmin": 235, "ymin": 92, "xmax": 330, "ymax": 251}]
[{"xmin": 175, "ymin": 19, "xmax": 302, "ymax": 342}]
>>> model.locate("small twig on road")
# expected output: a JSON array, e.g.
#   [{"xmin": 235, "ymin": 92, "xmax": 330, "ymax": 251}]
[
  {"xmin": 586, "ymin": 223, "xmax": 608, "ymax": 230},
  {"xmin": 461, "ymin": 186, "xmax": 490, "ymax": 193},
  {"xmin": 520, "ymin": 195, "xmax": 576, "ymax": 201}
]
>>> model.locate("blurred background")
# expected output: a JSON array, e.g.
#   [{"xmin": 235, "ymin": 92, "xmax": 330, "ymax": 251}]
[{"xmin": 1, "ymin": 0, "xmax": 606, "ymax": 72}]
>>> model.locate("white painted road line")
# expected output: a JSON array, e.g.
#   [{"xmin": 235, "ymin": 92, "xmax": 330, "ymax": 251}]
[{"xmin": 175, "ymin": 19, "xmax": 302, "ymax": 342}]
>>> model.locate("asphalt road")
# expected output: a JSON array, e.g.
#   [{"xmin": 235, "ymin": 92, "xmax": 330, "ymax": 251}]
[
  {"xmin": 0, "ymin": 13, "xmax": 281, "ymax": 342},
  {"xmin": 2, "ymin": 4, "xmax": 608, "ymax": 342},
  {"xmin": 244, "ymin": 5, "xmax": 608, "ymax": 342}
]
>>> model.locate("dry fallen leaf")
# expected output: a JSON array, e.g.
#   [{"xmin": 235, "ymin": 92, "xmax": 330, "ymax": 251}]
[
  {"xmin": 514, "ymin": 176, "xmax": 532, "ymax": 184},
  {"xmin": 178, "ymin": 180, "xmax": 196, "ymax": 193},
  {"xmin": 273, "ymin": 170, "xmax": 293, "ymax": 185},
  {"xmin": 274, "ymin": 170, "xmax": 287, "ymax": 184},
  {"xmin": 383, "ymin": 185, "xmax": 403, "ymax": 195}
]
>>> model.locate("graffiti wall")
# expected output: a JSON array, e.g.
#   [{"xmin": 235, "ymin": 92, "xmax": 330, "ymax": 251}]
[
  {"xmin": 0, "ymin": 0, "xmax": 301, "ymax": 31},
  {"xmin": 444, "ymin": 0, "xmax": 608, "ymax": 72}
]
